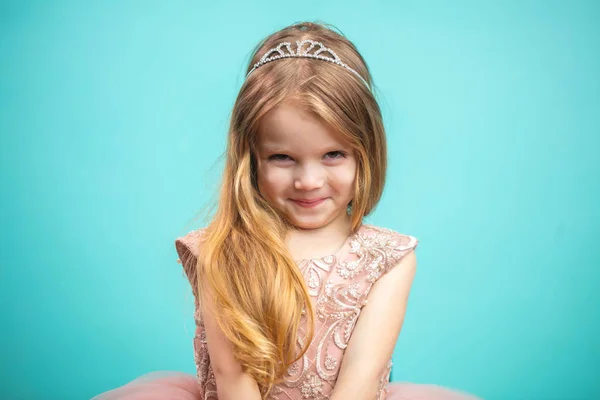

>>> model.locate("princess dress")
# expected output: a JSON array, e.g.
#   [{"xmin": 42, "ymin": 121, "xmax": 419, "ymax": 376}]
[{"xmin": 92, "ymin": 224, "xmax": 481, "ymax": 399}]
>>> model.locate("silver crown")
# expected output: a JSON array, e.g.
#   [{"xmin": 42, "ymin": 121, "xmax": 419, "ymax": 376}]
[{"xmin": 246, "ymin": 39, "xmax": 369, "ymax": 88}]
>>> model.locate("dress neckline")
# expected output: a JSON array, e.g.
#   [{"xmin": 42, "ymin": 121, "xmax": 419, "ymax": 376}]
[{"xmin": 293, "ymin": 223, "xmax": 364, "ymax": 263}]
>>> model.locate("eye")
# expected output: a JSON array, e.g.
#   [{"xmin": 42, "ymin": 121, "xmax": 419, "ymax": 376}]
[
  {"xmin": 324, "ymin": 151, "xmax": 347, "ymax": 160},
  {"xmin": 268, "ymin": 154, "xmax": 292, "ymax": 162}
]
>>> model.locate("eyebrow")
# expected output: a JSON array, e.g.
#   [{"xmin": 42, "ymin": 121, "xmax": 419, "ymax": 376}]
[
  {"xmin": 259, "ymin": 143, "xmax": 288, "ymax": 153},
  {"xmin": 259, "ymin": 142, "xmax": 348, "ymax": 153}
]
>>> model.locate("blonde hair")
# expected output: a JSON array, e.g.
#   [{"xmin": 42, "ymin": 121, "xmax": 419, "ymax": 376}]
[{"xmin": 197, "ymin": 21, "xmax": 387, "ymax": 398}]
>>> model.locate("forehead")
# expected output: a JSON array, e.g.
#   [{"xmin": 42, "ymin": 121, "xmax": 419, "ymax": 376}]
[{"xmin": 256, "ymin": 103, "xmax": 349, "ymax": 150}]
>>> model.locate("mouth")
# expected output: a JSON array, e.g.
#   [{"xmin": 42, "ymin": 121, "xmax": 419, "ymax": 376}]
[{"xmin": 290, "ymin": 198, "xmax": 327, "ymax": 208}]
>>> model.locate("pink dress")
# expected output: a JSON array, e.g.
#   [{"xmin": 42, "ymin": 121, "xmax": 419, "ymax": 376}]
[{"xmin": 93, "ymin": 224, "xmax": 481, "ymax": 399}]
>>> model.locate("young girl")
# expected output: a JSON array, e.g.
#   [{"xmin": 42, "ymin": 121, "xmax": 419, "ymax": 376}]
[{"xmin": 94, "ymin": 22, "xmax": 480, "ymax": 400}]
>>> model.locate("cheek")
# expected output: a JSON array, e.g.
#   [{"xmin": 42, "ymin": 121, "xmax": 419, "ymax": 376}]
[
  {"xmin": 258, "ymin": 165, "xmax": 291, "ymax": 194},
  {"xmin": 332, "ymin": 162, "xmax": 357, "ymax": 192}
]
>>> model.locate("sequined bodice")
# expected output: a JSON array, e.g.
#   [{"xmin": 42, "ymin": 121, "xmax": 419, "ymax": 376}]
[{"xmin": 175, "ymin": 224, "xmax": 418, "ymax": 400}]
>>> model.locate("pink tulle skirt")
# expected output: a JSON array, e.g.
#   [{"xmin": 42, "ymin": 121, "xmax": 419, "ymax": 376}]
[{"xmin": 92, "ymin": 371, "xmax": 481, "ymax": 399}]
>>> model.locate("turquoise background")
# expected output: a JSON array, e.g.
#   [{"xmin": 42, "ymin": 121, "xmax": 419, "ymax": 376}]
[{"xmin": 1, "ymin": 1, "xmax": 599, "ymax": 399}]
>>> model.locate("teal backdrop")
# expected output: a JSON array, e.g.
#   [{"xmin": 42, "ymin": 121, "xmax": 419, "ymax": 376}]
[{"xmin": 1, "ymin": 1, "xmax": 599, "ymax": 399}]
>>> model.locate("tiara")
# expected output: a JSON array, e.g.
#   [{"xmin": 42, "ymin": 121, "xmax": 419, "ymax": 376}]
[{"xmin": 245, "ymin": 39, "xmax": 370, "ymax": 89}]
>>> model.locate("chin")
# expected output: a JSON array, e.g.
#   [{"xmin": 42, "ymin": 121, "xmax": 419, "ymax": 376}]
[{"xmin": 286, "ymin": 213, "xmax": 334, "ymax": 230}]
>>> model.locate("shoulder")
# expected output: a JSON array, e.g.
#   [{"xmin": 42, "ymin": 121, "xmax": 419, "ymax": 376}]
[
  {"xmin": 175, "ymin": 227, "xmax": 208, "ymax": 291},
  {"xmin": 352, "ymin": 224, "xmax": 419, "ymax": 280},
  {"xmin": 355, "ymin": 224, "xmax": 419, "ymax": 256},
  {"xmin": 175, "ymin": 227, "xmax": 208, "ymax": 262}
]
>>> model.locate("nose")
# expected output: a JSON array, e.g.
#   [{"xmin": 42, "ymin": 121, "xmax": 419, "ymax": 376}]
[{"xmin": 294, "ymin": 163, "xmax": 325, "ymax": 191}]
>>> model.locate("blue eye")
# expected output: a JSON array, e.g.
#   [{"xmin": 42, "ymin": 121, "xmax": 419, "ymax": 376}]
[{"xmin": 324, "ymin": 151, "xmax": 346, "ymax": 159}]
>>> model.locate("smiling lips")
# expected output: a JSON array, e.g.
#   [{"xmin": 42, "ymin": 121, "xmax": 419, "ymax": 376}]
[{"xmin": 291, "ymin": 198, "xmax": 327, "ymax": 208}]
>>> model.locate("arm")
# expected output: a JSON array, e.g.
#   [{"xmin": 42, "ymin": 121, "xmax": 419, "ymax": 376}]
[
  {"xmin": 329, "ymin": 250, "xmax": 418, "ymax": 400},
  {"xmin": 201, "ymin": 287, "xmax": 263, "ymax": 400}
]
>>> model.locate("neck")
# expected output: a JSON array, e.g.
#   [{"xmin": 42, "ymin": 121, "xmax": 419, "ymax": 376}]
[{"xmin": 285, "ymin": 212, "xmax": 355, "ymax": 260}]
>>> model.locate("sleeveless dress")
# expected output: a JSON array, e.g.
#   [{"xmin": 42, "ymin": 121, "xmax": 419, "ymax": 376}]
[{"xmin": 92, "ymin": 224, "xmax": 481, "ymax": 399}]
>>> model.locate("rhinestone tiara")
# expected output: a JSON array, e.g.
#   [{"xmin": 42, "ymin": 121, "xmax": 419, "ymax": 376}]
[{"xmin": 245, "ymin": 39, "xmax": 370, "ymax": 89}]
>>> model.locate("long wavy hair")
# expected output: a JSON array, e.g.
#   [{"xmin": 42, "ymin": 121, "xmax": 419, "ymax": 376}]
[{"xmin": 196, "ymin": 21, "xmax": 387, "ymax": 398}]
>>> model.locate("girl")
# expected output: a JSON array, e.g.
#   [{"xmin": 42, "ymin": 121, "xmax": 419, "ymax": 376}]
[{"xmin": 94, "ymin": 22, "xmax": 480, "ymax": 400}]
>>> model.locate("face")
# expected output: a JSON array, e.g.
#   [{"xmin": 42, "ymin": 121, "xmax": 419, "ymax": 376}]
[{"xmin": 254, "ymin": 102, "xmax": 357, "ymax": 230}]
